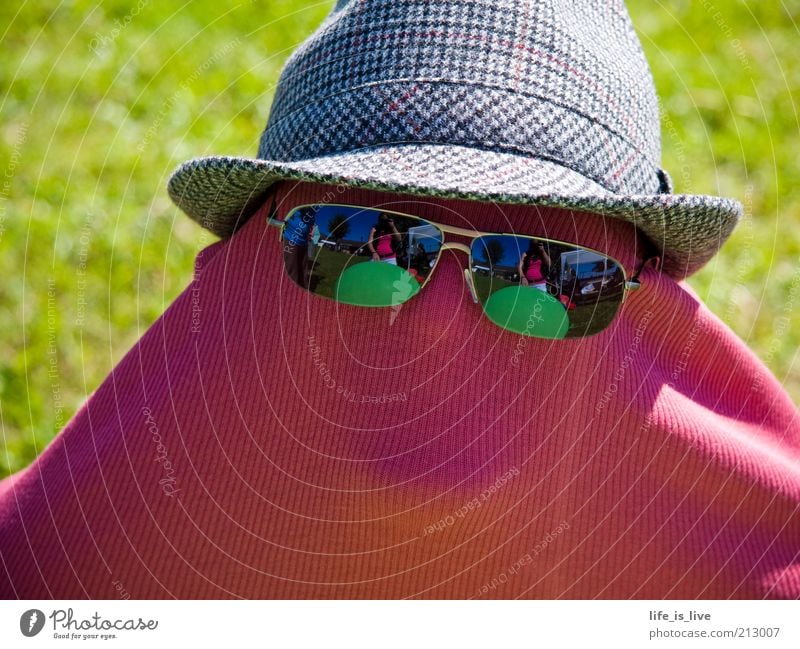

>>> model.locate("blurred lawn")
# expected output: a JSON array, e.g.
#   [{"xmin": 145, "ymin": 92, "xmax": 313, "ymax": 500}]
[{"xmin": 1, "ymin": 1, "xmax": 798, "ymax": 478}]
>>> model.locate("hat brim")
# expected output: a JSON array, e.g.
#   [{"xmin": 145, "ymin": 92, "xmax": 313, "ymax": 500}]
[{"xmin": 167, "ymin": 144, "xmax": 741, "ymax": 279}]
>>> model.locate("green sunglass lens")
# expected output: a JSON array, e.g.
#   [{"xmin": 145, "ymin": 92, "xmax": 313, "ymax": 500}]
[
  {"xmin": 282, "ymin": 205, "xmax": 443, "ymax": 308},
  {"xmin": 483, "ymin": 287, "xmax": 570, "ymax": 339},
  {"xmin": 471, "ymin": 235, "xmax": 626, "ymax": 338},
  {"xmin": 335, "ymin": 261, "xmax": 421, "ymax": 306}
]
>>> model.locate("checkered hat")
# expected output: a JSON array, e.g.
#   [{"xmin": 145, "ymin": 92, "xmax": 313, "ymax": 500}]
[{"xmin": 167, "ymin": 0, "xmax": 742, "ymax": 278}]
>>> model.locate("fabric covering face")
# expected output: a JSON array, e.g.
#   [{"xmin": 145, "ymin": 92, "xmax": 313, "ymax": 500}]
[{"xmin": 1, "ymin": 181, "xmax": 798, "ymax": 599}]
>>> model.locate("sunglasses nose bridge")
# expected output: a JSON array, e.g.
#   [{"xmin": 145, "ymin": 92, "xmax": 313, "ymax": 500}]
[
  {"xmin": 434, "ymin": 240, "xmax": 481, "ymax": 303},
  {"xmin": 439, "ymin": 241, "xmax": 472, "ymax": 256}
]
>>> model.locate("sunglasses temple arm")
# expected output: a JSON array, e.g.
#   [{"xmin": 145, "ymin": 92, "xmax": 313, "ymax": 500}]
[
  {"xmin": 265, "ymin": 192, "xmax": 282, "ymax": 228},
  {"xmin": 265, "ymin": 194, "xmax": 286, "ymax": 247},
  {"xmin": 626, "ymin": 254, "xmax": 662, "ymax": 291}
]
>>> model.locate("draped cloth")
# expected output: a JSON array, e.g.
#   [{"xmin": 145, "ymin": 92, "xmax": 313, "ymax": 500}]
[{"xmin": 1, "ymin": 181, "xmax": 798, "ymax": 599}]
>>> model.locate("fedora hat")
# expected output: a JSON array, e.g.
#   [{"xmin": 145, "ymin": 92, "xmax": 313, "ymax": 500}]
[{"xmin": 167, "ymin": 0, "xmax": 741, "ymax": 279}]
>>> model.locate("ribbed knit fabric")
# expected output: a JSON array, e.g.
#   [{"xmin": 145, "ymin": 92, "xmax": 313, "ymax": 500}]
[{"xmin": 1, "ymin": 181, "xmax": 798, "ymax": 599}]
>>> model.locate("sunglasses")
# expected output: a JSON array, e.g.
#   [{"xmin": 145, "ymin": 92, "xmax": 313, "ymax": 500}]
[{"xmin": 267, "ymin": 202, "xmax": 650, "ymax": 339}]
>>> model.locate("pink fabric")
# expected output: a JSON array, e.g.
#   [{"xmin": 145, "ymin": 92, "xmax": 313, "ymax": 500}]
[
  {"xmin": 525, "ymin": 257, "xmax": 544, "ymax": 283},
  {"xmin": 1, "ymin": 181, "xmax": 798, "ymax": 599},
  {"xmin": 375, "ymin": 233, "xmax": 395, "ymax": 258}
]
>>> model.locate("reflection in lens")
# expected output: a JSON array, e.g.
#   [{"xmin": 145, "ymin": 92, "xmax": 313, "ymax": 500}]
[
  {"xmin": 471, "ymin": 236, "xmax": 625, "ymax": 338},
  {"xmin": 281, "ymin": 205, "xmax": 443, "ymax": 307}
]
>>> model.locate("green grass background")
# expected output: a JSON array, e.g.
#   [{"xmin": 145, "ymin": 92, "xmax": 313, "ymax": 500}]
[{"xmin": 1, "ymin": 1, "xmax": 798, "ymax": 478}]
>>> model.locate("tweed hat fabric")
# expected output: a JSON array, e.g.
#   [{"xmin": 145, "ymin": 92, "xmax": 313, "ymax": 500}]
[{"xmin": 167, "ymin": 0, "xmax": 742, "ymax": 279}]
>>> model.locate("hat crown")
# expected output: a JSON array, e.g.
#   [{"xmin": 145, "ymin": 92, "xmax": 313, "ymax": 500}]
[{"xmin": 259, "ymin": 0, "xmax": 667, "ymax": 195}]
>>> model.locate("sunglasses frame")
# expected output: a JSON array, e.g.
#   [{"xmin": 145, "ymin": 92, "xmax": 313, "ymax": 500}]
[{"xmin": 267, "ymin": 202, "xmax": 650, "ymax": 332}]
